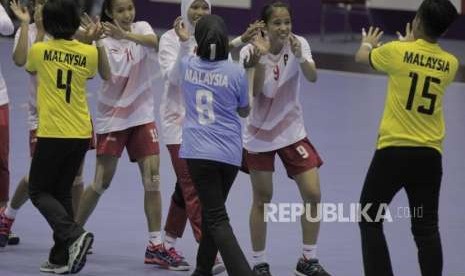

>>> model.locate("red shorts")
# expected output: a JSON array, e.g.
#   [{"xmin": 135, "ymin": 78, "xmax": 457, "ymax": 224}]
[
  {"xmin": 96, "ymin": 122, "xmax": 160, "ymax": 162},
  {"xmin": 29, "ymin": 129, "xmax": 95, "ymax": 157},
  {"xmin": 244, "ymin": 137, "xmax": 323, "ymax": 177},
  {"xmin": 0, "ymin": 104, "xmax": 9, "ymax": 202}
]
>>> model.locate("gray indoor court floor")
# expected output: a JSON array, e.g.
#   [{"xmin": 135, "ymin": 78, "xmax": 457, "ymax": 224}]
[{"xmin": 0, "ymin": 37, "xmax": 464, "ymax": 276}]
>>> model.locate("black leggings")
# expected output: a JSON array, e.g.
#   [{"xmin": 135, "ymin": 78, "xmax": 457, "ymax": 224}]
[
  {"xmin": 359, "ymin": 147, "xmax": 442, "ymax": 276},
  {"xmin": 186, "ymin": 159, "xmax": 253, "ymax": 276}
]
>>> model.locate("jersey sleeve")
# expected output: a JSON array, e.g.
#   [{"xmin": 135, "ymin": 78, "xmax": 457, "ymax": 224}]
[
  {"xmin": 239, "ymin": 44, "xmax": 253, "ymax": 67},
  {"xmin": 25, "ymin": 44, "xmax": 39, "ymax": 73},
  {"xmin": 136, "ymin": 21, "xmax": 156, "ymax": 36},
  {"xmin": 299, "ymin": 36, "xmax": 314, "ymax": 63},
  {"xmin": 0, "ymin": 4, "xmax": 14, "ymax": 36},
  {"xmin": 87, "ymin": 46, "xmax": 98, "ymax": 79},
  {"xmin": 370, "ymin": 41, "xmax": 399, "ymax": 73},
  {"xmin": 158, "ymin": 31, "xmax": 180, "ymax": 81},
  {"xmin": 235, "ymin": 67, "xmax": 249, "ymax": 108},
  {"xmin": 446, "ymin": 56, "xmax": 459, "ymax": 85}
]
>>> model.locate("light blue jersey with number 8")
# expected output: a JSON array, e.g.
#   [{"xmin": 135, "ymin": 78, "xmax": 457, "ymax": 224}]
[{"xmin": 179, "ymin": 55, "xmax": 249, "ymax": 166}]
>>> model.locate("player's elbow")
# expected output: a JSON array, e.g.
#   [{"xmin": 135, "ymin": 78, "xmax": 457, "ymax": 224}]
[
  {"xmin": 13, "ymin": 57, "xmax": 26, "ymax": 67},
  {"xmin": 308, "ymin": 74, "xmax": 317, "ymax": 83}
]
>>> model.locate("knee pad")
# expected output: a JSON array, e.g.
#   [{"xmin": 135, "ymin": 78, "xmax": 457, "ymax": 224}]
[
  {"xmin": 72, "ymin": 176, "xmax": 84, "ymax": 187},
  {"xmin": 144, "ymin": 174, "xmax": 160, "ymax": 192}
]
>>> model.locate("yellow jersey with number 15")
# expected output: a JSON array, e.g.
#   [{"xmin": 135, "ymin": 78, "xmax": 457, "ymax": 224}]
[
  {"xmin": 26, "ymin": 39, "xmax": 97, "ymax": 138},
  {"xmin": 370, "ymin": 39, "xmax": 459, "ymax": 154}
]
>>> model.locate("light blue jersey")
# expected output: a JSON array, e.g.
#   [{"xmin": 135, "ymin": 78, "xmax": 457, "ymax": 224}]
[{"xmin": 179, "ymin": 56, "xmax": 249, "ymax": 166}]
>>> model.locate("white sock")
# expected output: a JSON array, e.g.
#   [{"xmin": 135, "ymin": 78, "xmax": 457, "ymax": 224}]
[
  {"xmin": 4, "ymin": 204, "xmax": 18, "ymax": 219},
  {"xmin": 149, "ymin": 231, "xmax": 162, "ymax": 246},
  {"xmin": 303, "ymin": 244, "xmax": 317, "ymax": 260},
  {"xmin": 163, "ymin": 232, "xmax": 177, "ymax": 249},
  {"xmin": 252, "ymin": 250, "xmax": 266, "ymax": 266}
]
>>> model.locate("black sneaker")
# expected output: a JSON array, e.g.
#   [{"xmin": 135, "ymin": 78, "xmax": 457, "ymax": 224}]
[
  {"xmin": 8, "ymin": 232, "xmax": 20, "ymax": 245},
  {"xmin": 253, "ymin": 262, "xmax": 272, "ymax": 276},
  {"xmin": 68, "ymin": 231, "xmax": 94, "ymax": 274},
  {"xmin": 294, "ymin": 258, "xmax": 331, "ymax": 276}
]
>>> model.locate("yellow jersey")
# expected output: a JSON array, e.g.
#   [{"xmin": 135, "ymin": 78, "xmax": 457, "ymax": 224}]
[
  {"xmin": 370, "ymin": 39, "xmax": 459, "ymax": 153},
  {"xmin": 26, "ymin": 39, "xmax": 97, "ymax": 138}
]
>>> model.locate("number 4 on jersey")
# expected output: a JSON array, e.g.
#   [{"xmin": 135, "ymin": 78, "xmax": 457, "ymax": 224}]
[{"xmin": 57, "ymin": 69, "xmax": 73, "ymax": 103}]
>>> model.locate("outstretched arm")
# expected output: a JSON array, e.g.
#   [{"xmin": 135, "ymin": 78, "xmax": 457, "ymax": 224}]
[{"xmin": 355, "ymin": 26, "xmax": 384, "ymax": 65}]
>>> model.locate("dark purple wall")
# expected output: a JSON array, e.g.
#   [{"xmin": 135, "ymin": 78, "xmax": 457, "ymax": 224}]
[{"xmin": 135, "ymin": 0, "xmax": 465, "ymax": 40}]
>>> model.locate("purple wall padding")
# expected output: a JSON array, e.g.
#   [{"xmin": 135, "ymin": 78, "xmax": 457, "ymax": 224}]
[{"xmin": 135, "ymin": 0, "xmax": 465, "ymax": 40}]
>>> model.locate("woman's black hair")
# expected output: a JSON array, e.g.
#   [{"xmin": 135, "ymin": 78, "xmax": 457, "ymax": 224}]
[
  {"xmin": 42, "ymin": 0, "xmax": 80, "ymax": 39},
  {"xmin": 261, "ymin": 1, "xmax": 291, "ymax": 24},
  {"xmin": 417, "ymin": 0, "xmax": 458, "ymax": 39},
  {"xmin": 100, "ymin": 0, "xmax": 113, "ymax": 22},
  {"xmin": 194, "ymin": 14, "xmax": 229, "ymax": 61},
  {"xmin": 100, "ymin": 0, "xmax": 135, "ymax": 23}
]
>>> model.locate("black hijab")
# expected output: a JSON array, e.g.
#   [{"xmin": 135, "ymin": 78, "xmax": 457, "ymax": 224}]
[{"xmin": 194, "ymin": 14, "xmax": 229, "ymax": 61}]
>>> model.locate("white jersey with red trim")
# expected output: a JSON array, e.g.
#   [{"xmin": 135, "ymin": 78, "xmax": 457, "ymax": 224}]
[
  {"xmin": 0, "ymin": 4, "xmax": 14, "ymax": 106},
  {"xmin": 158, "ymin": 29, "xmax": 197, "ymax": 145},
  {"xmin": 240, "ymin": 35, "xmax": 315, "ymax": 152},
  {"xmin": 95, "ymin": 21, "xmax": 158, "ymax": 134},
  {"xmin": 13, "ymin": 23, "xmax": 50, "ymax": 130}
]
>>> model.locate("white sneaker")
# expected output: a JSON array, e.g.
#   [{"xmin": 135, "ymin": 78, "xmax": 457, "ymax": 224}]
[
  {"xmin": 212, "ymin": 255, "xmax": 225, "ymax": 275},
  {"xmin": 68, "ymin": 231, "xmax": 94, "ymax": 274},
  {"xmin": 40, "ymin": 261, "xmax": 69, "ymax": 274}
]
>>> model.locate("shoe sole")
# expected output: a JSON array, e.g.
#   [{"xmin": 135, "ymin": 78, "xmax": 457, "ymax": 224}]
[
  {"xmin": 144, "ymin": 259, "xmax": 190, "ymax": 271},
  {"xmin": 212, "ymin": 263, "xmax": 226, "ymax": 275},
  {"xmin": 69, "ymin": 232, "xmax": 94, "ymax": 274},
  {"xmin": 40, "ymin": 266, "xmax": 69, "ymax": 274},
  {"xmin": 295, "ymin": 269, "xmax": 312, "ymax": 276}
]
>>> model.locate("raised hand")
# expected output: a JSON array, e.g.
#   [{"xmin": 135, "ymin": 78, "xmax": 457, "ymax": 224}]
[
  {"xmin": 102, "ymin": 21, "xmax": 127, "ymax": 40},
  {"xmin": 361, "ymin": 26, "xmax": 384, "ymax": 49},
  {"xmin": 81, "ymin": 13, "xmax": 104, "ymax": 43},
  {"xmin": 251, "ymin": 31, "xmax": 270, "ymax": 56},
  {"xmin": 10, "ymin": 0, "xmax": 30, "ymax": 24},
  {"xmin": 289, "ymin": 34, "xmax": 302, "ymax": 58},
  {"xmin": 243, "ymin": 46, "xmax": 262, "ymax": 68},
  {"xmin": 174, "ymin": 16, "xmax": 189, "ymax": 42},
  {"xmin": 396, "ymin": 22, "xmax": 415, "ymax": 42},
  {"xmin": 241, "ymin": 20, "xmax": 265, "ymax": 44}
]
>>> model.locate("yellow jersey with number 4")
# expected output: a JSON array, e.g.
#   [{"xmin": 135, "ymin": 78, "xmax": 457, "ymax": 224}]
[
  {"xmin": 370, "ymin": 39, "xmax": 459, "ymax": 153},
  {"xmin": 26, "ymin": 39, "xmax": 97, "ymax": 138}
]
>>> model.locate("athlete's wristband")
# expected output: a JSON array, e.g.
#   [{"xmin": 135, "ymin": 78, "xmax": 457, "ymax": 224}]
[
  {"xmin": 362, "ymin": 42, "xmax": 373, "ymax": 50},
  {"xmin": 230, "ymin": 36, "xmax": 245, "ymax": 48}
]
